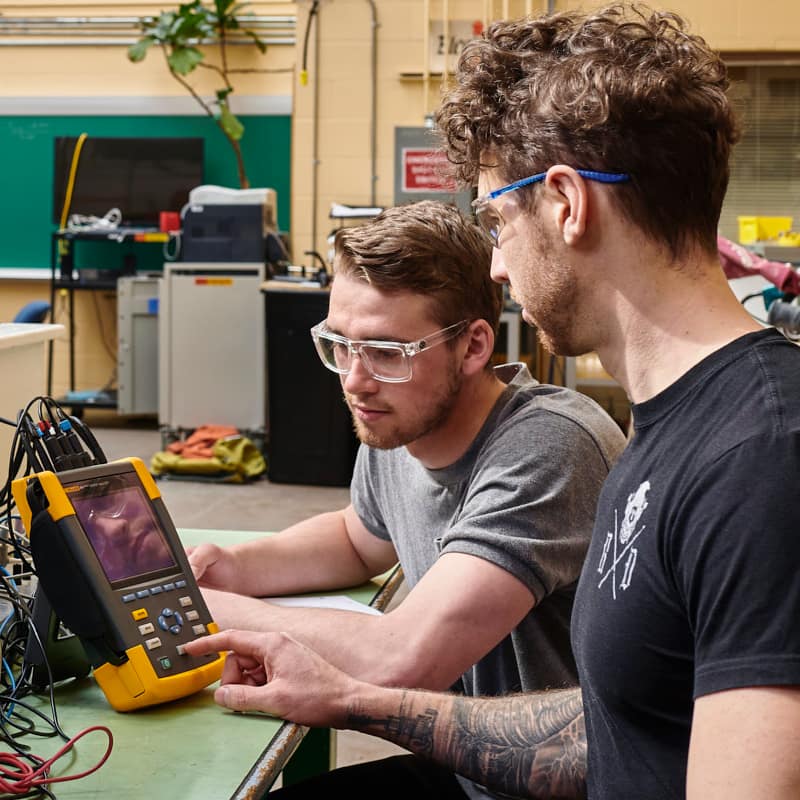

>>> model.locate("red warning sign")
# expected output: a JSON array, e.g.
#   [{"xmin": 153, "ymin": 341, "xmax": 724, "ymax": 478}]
[{"xmin": 402, "ymin": 148, "xmax": 457, "ymax": 193}]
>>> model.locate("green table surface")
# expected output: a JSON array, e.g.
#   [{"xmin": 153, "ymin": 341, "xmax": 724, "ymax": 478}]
[{"xmin": 18, "ymin": 528, "xmax": 401, "ymax": 799}]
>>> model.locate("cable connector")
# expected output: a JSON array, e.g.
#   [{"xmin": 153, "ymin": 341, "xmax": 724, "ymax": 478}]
[{"xmin": 58, "ymin": 419, "xmax": 92, "ymax": 468}]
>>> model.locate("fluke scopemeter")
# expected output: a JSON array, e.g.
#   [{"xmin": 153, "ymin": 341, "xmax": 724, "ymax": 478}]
[{"xmin": 13, "ymin": 457, "xmax": 224, "ymax": 711}]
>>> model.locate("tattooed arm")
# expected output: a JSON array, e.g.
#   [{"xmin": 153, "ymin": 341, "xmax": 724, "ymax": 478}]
[
  {"xmin": 349, "ymin": 687, "xmax": 586, "ymax": 799},
  {"xmin": 182, "ymin": 629, "xmax": 587, "ymax": 799}
]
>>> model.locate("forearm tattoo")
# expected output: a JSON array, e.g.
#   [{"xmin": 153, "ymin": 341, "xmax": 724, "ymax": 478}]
[{"xmin": 348, "ymin": 687, "xmax": 586, "ymax": 799}]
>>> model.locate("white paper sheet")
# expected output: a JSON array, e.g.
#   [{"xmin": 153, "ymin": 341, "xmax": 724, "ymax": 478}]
[{"xmin": 261, "ymin": 594, "xmax": 383, "ymax": 616}]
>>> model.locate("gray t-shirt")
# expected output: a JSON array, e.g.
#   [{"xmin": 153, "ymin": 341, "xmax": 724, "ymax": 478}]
[{"xmin": 351, "ymin": 363, "xmax": 626, "ymax": 699}]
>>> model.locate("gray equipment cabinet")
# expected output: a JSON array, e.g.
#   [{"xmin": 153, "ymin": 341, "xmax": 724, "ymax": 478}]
[
  {"xmin": 117, "ymin": 276, "xmax": 160, "ymax": 415},
  {"xmin": 158, "ymin": 262, "xmax": 267, "ymax": 450}
]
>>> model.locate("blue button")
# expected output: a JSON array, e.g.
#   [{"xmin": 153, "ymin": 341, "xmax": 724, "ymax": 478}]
[
  {"xmin": 157, "ymin": 615, "xmax": 169, "ymax": 631},
  {"xmin": 163, "ymin": 583, "xmax": 176, "ymax": 592},
  {"xmin": 136, "ymin": 589, "xmax": 151, "ymax": 599},
  {"xmin": 161, "ymin": 608, "xmax": 174, "ymax": 618},
  {"xmin": 175, "ymin": 579, "xmax": 187, "ymax": 588},
  {"xmin": 122, "ymin": 593, "xmax": 137, "ymax": 603},
  {"xmin": 150, "ymin": 585, "xmax": 164, "ymax": 595},
  {"xmin": 159, "ymin": 657, "xmax": 172, "ymax": 670},
  {"xmin": 169, "ymin": 624, "xmax": 182, "ymax": 635}
]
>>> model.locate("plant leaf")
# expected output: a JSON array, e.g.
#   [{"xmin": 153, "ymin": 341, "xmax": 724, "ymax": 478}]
[
  {"xmin": 215, "ymin": 0, "xmax": 240, "ymax": 19},
  {"xmin": 241, "ymin": 28, "xmax": 267, "ymax": 53},
  {"xmin": 167, "ymin": 46, "xmax": 205, "ymax": 75},
  {"xmin": 219, "ymin": 106, "xmax": 245, "ymax": 141},
  {"xmin": 127, "ymin": 37, "xmax": 155, "ymax": 63},
  {"xmin": 173, "ymin": 9, "xmax": 212, "ymax": 41},
  {"xmin": 151, "ymin": 11, "xmax": 178, "ymax": 41}
]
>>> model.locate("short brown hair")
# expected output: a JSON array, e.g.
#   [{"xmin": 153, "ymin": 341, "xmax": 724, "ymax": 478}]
[
  {"xmin": 435, "ymin": 3, "xmax": 740, "ymax": 258},
  {"xmin": 333, "ymin": 200, "xmax": 502, "ymax": 332}
]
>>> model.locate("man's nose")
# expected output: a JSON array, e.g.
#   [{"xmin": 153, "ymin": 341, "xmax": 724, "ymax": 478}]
[
  {"xmin": 490, "ymin": 246, "xmax": 509, "ymax": 285},
  {"xmin": 342, "ymin": 352, "xmax": 378, "ymax": 393}
]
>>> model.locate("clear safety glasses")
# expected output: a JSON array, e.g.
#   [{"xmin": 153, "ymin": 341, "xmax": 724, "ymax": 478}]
[
  {"xmin": 472, "ymin": 168, "xmax": 631, "ymax": 246},
  {"xmin": 310, "ymin": 319, "xmax": 469, "ymax": 383}
]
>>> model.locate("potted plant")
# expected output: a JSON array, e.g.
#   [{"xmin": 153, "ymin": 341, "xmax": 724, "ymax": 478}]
[{"xmin": 128, "ymin": 0, "xmax": 267, "ymax": 189}]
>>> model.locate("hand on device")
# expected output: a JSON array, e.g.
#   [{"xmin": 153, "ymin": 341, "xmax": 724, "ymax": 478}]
[{"xmin": 182, "ymin": 629, "xmax": 358, "ymax": 728}]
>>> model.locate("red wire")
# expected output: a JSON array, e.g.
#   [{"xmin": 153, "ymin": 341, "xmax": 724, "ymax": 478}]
[{"xmin": 0, "ymin": 725, "xmax": 114, "ymax": 794}]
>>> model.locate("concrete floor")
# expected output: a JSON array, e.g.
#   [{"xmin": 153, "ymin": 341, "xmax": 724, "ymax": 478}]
[{"xmin": 87, "ymin": 413, "xmax": 409, "ymax": 779}]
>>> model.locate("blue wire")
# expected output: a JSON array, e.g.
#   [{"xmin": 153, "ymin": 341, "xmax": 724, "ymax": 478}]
[
  {"xmin": 0, "ymin": 563, "xmax": 21, "ymax": 717},
  {"xmin": 0, "ymin": 562, "xmax": 16, "ymax": 584},
  {"xmin": 2, "ymin": 658, "xmax": 16, "ymax": 696}
]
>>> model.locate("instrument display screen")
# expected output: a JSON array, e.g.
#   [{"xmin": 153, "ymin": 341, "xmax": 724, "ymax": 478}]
[{"xmin": 65, "ymin": 472, "xmax": 176, "ymax": 585}]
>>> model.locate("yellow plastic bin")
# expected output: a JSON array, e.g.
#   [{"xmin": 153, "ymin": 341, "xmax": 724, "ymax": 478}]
[{"xmin": 738, "ymin": 216, "xmax": 793, "ymax": 244}]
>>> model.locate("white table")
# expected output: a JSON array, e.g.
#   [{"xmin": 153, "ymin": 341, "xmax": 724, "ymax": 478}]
[{"xmin": 0, "ymin": 322, "xmax": 65, "ymax": 484}]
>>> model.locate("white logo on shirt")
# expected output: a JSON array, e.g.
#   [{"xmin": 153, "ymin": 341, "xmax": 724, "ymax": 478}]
[{"xmin": 597, "ymin": 480, "xmax": 650, "ymax": 599}]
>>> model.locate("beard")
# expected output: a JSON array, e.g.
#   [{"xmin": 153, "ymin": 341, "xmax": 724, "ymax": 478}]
[
  {"xmin": 346, "ymin": 358, "xmax": 463, "ymax": 450},
  {"xmin": 516, "ymin": 219, "xmax": 589, "ymax": 358},
  {"xmin": 532, "ymin": 287, "xmax": 594, "ymax": 359}
]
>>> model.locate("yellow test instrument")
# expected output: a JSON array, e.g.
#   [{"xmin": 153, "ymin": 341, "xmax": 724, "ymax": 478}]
[{"xmin": 13, "ymin": 457, "xmax": 224, "ymax": 711}]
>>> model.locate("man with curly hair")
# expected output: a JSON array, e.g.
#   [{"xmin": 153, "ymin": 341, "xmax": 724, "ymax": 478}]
[{"xmin": 186, "ymin": 5, "xmax": 800, "ymax": 798}]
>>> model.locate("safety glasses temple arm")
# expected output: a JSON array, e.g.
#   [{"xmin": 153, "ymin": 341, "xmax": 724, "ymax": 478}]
[{"xmin": 414, "ymin": 320, "xmax": 470, "ymax": 353}]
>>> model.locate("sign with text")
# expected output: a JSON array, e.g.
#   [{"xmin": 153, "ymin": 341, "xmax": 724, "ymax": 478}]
[
  {"xmin": 394, "ymin": 127, "xmax": 472, "ymax": 215},
  {"xmin": 429, "ymin": 19, "xmax": 484, "ymax": 73},
  {"xmin": 401, "ymin": 148, "xmax": 457, "ymax": 193}
]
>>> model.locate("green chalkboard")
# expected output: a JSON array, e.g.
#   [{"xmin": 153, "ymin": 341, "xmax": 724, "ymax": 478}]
[{"xmin": 0, "ymin": 115, "xmax": 291, "ymax": 269}]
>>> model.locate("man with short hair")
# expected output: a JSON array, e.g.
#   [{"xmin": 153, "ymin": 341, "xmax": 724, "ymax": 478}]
[
  {"xmin": 187, "ymin": 199, "xmax": 625, "ymax": 797},
  {"xmin": 186, "ymin": 5, "xmax": 800, "ymax": 798}
]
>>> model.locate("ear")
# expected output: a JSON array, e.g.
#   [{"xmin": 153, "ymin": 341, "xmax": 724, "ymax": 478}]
[
  {"xmin": 544, "ymin": 165, "xmax": 589, "ymax": 246},
  {"xmin": 460, "ymin": 319, "xmax": 495, "ymax": 376}
]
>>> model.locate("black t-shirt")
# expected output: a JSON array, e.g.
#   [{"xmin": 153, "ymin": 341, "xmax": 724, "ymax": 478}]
[{"xmin": 572, "ymin": 328, "xmax": 800, "ymax": 798}]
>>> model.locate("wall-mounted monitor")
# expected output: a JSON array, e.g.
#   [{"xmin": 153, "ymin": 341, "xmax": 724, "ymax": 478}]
[{"xmin": 53, "ymin": 136, "xmax": 205, "ymax": 228}]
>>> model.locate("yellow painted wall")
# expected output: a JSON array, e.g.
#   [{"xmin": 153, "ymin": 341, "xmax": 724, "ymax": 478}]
[{"xmin": 0, "ymin": 2, "xmax": 295, "ymax": 98}]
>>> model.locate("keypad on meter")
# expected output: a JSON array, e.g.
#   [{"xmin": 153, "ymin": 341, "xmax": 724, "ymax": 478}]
[{"xmin": 122, "ymin": 578, "xmax": 209, "ymax": 672}]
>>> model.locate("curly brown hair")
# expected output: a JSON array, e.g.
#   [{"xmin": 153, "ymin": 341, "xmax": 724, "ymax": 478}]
[
  {"xmin": 333, "ymin": 200, "xmax": 502, "ymax": 333},
  {"xmin": 434, "ymin": 3, "xmax": 740, "ymax": 258}
]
